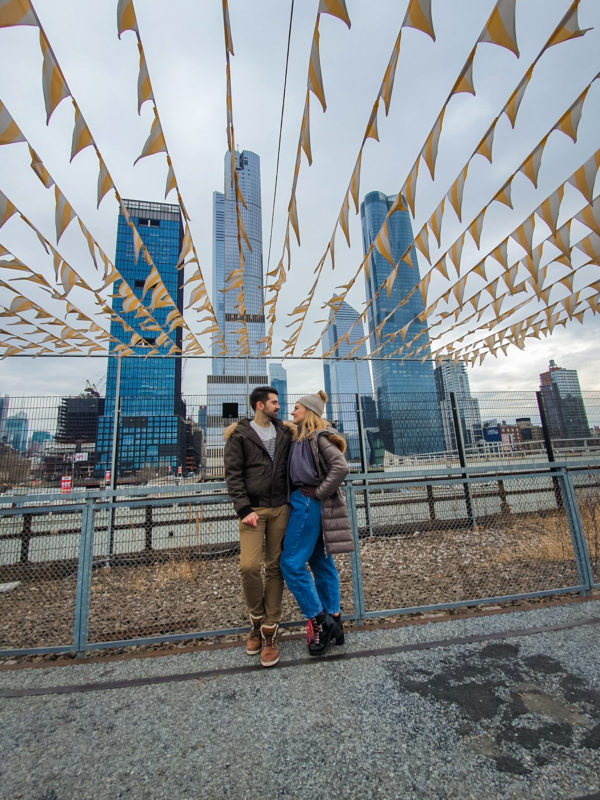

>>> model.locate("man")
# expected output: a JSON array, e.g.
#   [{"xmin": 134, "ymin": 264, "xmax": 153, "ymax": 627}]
[{"xmin": 223, "ymin": 386, "xmax": 295, "ymax": 668}]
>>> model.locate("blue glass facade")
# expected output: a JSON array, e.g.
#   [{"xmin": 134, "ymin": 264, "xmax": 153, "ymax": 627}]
[
  {"xmin": 268, "ymin": 363, "xmax": 288, "ymax": 421},
  {"xmin": 360, "ymin": 191, "xmax": 444, "ymax": 455},
  {"xmin": 206, "ymin": 151, "xmax": 268, "ymax": 462},
  {"xmin": 96, "ymin": 200, "xmax": 185, "ymax": 476},
  {"xmin": 322, "ymin": 302, "xmax": 373, "ymax": 461}
]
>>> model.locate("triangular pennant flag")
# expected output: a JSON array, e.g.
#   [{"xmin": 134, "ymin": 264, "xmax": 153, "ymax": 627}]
[
  {"xmin": 300, "ymin": 93, "xmax": 312, "ymax": 165},
  {"xmin": 536, "ymin": 187, "xmax": 564, "ymax": 233},
  {"xmin": 468, "ymin": 212, "xmax": 485, "ymax": 249},
  {"xmin": 567, "ymin": 151, "xmax": 600, "ymax": 204},
  {"xmin": 349, "ymin": 153, "xmax": 362, "ymax": 213},
  {"xmin": 373, "ymin": 220, "xmax": 395, "ymax": 266},
  {"xmin": 402, "ymin": 0, "xmax": 435, "ymax": 41},
  {"xmin": 338, "ymin": 192, "xmax": 351, "ymax": 247},
  {"xmin": 447, "ymin": 164, "xmax": 468, "ymax": 221},
  {"xmin": 379, "ymin": 32, "xmax": 401, "ymax": 115},
  {"xmin": 448, "ymin": 236, "xmax": 465, "ymax": 272},
  {"xmin": 511, "ymin": 214, "xmax": 536, "ymax": 255},
  {"xmin": 117, "ymin": 0, "xmax": 137, "ymax": 37},
  {"xmin": 421, "ymin": 109, "xmax": 444, "ymax": 180},
  {"xmin": 403, "ymin": 160, "xmax": 419, "ymax": 217},
  {"xmin": 70, "ymin": 103, "xmax": 93, "ymax": 161},
  {"xmin": 555, "ymin": 88, "xmax": 589, "ymax": 143},
  {"xmin": 428, "ymin": 197, "xmax": 445, "ymax": 247},
  {"xmin": 543, "ymin": 0, "xmax": 590, "ymax": 51},
  {"xmin": 54, "ymin": 186, "xmax": 75, "ymax": 241},
  {"xmin": 0, "ymin": 99, "xmax": 25, "ymax": 145},
  {"xmin": 307, "ymin": 22, "xmax": 326, "ymax": 112},
  {"xmin": 576, "ymin": 198, "xmax": 600, "ymax": 238},
  {"xmin": 0, "ymin": 0, "xmax": 37, "ymax": 27},
  {"xmin": 318, "ymin": 0, "xmax": 351, "ymax": 28},
  {"xmin": 475, "ymin": 121, "xmax": 497, "ymax": 162},
  {"xmin": 364, "ymin": 100, "xmax": 380, "ymax": 143},
  {"xmin": 137, "ymin": 40, "xmax": 154, "ymax": 114},
  {"xmin": 222, "ymin": 0, "xmax": 235, "ymax": 55},
  {"xmin": 451, "ymin": 48, "xmax": 476, "ymax": 96},
  {"xmin": 504, "ymin": 67, "xmax": 532, "ymax": 127},
  {"xmin": 40, "ymin": 31, "xmax": 70, "ymax": 123},
  {"xmin": 478, "ymin": 0, "xmax": 519, "ymax": 57},
  {"xmin": 28, "ymin": 145, "xmax": 54, "ymax": 188},
  {"xmin": 493, "ymin": 179, "xmax": 514, "ymax": 209},
  {"xmin": 520, "ymin": 136, "xmax": 548, "ymax": 188},
  {"xmin": 413, "ymin": 226, "xmax": 431, "ymax": 263},
  {"xmin": 164, "ymin": 156, "xmax": 177, "ymax": 199},
  {"xmin": 134, "ymin": 110, "xmax": 167, "ymax": 164},
  {"xmin": 96, "ymin": 152, "xmax": 114, "ymax": 208}
]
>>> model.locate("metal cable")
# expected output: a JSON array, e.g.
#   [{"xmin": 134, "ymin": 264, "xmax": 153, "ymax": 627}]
[{"xmin": 266, "ymin": 0, "xmax": 295, "ymax": 273}]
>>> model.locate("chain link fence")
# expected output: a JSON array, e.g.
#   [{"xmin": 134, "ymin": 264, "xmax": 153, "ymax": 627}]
[{"xmin": 0, "ymin": 458, "xmax": 596, "ymax": 657}]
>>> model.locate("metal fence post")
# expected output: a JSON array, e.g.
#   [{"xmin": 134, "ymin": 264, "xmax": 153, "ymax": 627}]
[
  {"xmin": 558, "ymin": 468, "xmax": 594, "ymax": 594},
  {"xmin": 536, "ymin": 390, "xmax": 564, "ymax": 509},
  {"xmin": 107, "ymin": 353, "xmax": 122, "ymax": 561},
  {"xmin": 354, "ymin": 358, "xmax": 373, "ymax": 537},
  {"xmin": 345, "ymin": 479, "xmax": 365, "ymax": 625},
  {"xmin": 449, "ymin": 391, "xmax": 475, "ymax": 528},
  {"xmin": 73, "ymin": 498, "xmax": 96, "ymax": 657}
]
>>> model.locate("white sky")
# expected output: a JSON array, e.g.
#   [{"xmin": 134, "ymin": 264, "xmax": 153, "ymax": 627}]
[{"xmin": 0, "ymin": 0, "xmax": 599, "ymax": 399}]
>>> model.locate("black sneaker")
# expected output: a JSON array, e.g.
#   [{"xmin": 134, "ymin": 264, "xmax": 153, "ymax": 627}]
[{"xmin": 308, "ymin": 613, "xmax": 343, "ymax": 657}]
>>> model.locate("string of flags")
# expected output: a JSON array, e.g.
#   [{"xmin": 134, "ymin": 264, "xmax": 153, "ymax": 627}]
[{"xmin": 0, "ymin": 0, "xmax": 598, "ymax": 365}]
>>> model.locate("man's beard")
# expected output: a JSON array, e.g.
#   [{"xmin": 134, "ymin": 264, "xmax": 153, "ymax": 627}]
[{"xmin": 264, "ymin": 408, "xmax": 279, "ymax": 420}]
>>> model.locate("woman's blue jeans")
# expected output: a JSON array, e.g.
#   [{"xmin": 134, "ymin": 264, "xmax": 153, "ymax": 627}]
[{"xmin": 280, "ymin": 489, "xmax": 340, "ymax": 620}]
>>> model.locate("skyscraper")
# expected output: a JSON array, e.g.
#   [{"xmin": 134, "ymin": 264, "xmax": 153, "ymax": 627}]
[
  {"xmin": 6, "ymin": 412, "xmax": 28, "ymax": 453},
  {"xmin": 0, "ymin": 394, "xmax": 8, "ymax": 442},
  {"xmin": 360, "ymin": 191, "xmax": 444, "ymax": 456},
  {"xmin": 96, "ymin": 199, "xmax": 186, "ymax": 476},
  {"xmin": 322, "ymin": 301, "xmax": 373, "ymax": 462},
  {"xmin": 434, "ymin": 359, "xmax": 482, "ymax": 451},
  {"xmin": 269, "ymin": 363, "xmax": 289, "ymax": 421},
  {"xmin": 539, "ymin": 360, "xmax": 590, "ymax": 440},
  {"xmin": 206, "ymin": 150, "xmax": 268, "ymax": 462}
]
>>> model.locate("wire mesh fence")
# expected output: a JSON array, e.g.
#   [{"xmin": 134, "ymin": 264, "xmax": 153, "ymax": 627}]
[
  {"xmin": 1, "ymin": 385, "xmax": 599, "ymax": 492},
  {"xmin": 0, "ymin": 459, "xmax": 596, "ymax": 657}
]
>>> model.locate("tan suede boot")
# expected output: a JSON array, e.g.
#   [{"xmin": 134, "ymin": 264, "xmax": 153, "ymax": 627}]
[
  {"xmin": 260, "ymin": 623, "xmax": 280, "ymax": 667},
  {"xmin": 246, "ymin": 614, "xmax": 262, "ymax": 656}
]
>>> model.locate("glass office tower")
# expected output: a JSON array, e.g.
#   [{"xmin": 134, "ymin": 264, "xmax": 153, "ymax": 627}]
[
  {"xmin": 360, "ymin": 191, "xmax": 444, "ymax": 456},
  {"xmin": 322, "ymin": 301, "xmax": 373, "ymax": 462},
  {"xmin": 206, "ymin": 150, "xmax": 268, "ymax": 464},
  {"xmin": 539, "ymin": 360, "xmax": 590, "ymax": 440},
  {"xmin": 434, "ymin": 359, "xmax": 482, "ymax": 450},
  {"xmin": 96, "ymin": 199, "xmax": 185, "ymax": 477},
  {"xmin": 268, "ymin": 363, "xmax": 288, "ymax": 421}
]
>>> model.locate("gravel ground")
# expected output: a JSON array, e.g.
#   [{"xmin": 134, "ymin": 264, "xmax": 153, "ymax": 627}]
[
  {"xmin": 0, "ymin": 600, "xmax": 598, "ymax": 800},
  {"xmin": 0, "ymin": 514, "xmax": 587, "ymax": 652}
]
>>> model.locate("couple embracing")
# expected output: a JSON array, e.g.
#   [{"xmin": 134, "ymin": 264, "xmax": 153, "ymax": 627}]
[{"xmin": 223, "ymin": 385, "xmax": 354, "ymax": 668}]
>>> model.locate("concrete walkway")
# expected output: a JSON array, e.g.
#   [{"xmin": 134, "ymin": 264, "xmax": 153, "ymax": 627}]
[{"xmin": 1, "ymin": 601, "xmax": 599, "ymax": 800}]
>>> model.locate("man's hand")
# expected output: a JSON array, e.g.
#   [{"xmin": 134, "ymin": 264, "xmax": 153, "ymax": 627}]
[
  {"xmin": 241, "ymin": 511, "xmax": 259, "ymax": 527},
  {"xmin": 300, "ymin": 486, "xmax": 318, "ymax": 499}
]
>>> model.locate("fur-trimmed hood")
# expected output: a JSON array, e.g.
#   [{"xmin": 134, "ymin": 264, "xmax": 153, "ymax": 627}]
[
  {"xmin": 224, "ymin": 418, "xmax": 297, "ymax": 441},
  {"xmin": 317, "ymin": 427, "xmax": 347, "ymax": 454}
]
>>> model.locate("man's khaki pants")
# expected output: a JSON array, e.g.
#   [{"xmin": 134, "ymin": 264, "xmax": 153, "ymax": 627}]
[{"xmin": 239, "ymin": 504, "xmax": 290, "ymax": 625}]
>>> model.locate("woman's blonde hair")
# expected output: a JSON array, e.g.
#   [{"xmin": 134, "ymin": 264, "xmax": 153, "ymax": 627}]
[{"xmin": 296, "ymin": 390, "xmax": 329, "ymax": 441}]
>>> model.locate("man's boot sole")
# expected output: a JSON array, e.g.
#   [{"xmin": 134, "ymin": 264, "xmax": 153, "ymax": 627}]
[{"xmin": 260, "ymin": 654, "xmax": 280, "ymax": 667}]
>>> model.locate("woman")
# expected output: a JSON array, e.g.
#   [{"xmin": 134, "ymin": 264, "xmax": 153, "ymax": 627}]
[{"xmin": 280, "ymin": 390, "xmax": 355, "ymax": 657}]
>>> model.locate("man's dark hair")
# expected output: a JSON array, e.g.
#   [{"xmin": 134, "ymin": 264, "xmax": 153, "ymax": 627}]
[{"xmin": 250, "ymin": 385, "xmax": 278, "ymax": 411}]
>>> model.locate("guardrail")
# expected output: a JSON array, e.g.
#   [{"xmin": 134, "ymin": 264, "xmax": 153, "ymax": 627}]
[{"xmin": 0, "ymin": 461, "xmax": 598, "ymax": 657}]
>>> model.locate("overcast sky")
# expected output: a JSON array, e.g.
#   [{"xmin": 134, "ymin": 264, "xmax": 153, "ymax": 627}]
[{"xmin": 0, "ymin": 0, "xmax": 599, "ymax": 401}]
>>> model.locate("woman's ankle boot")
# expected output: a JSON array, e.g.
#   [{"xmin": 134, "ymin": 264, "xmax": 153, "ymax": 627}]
[
  {"xmin": 308, "ymin": 612, "xmax": 342, "ymax": 657},
  {"xmin": 331, "ymin": 613, "xmax": 344, "ymax": 646}
]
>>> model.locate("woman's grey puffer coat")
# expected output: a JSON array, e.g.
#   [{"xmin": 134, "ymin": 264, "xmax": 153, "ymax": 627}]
[{"xmin": 308, "ymin": 428, "xmax": 355, "ymax": 555}]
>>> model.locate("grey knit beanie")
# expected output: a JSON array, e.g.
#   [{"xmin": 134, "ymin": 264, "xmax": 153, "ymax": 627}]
[{"xmin": 296, "ymin": 389, "xmax": 328, "ymax": 417}]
